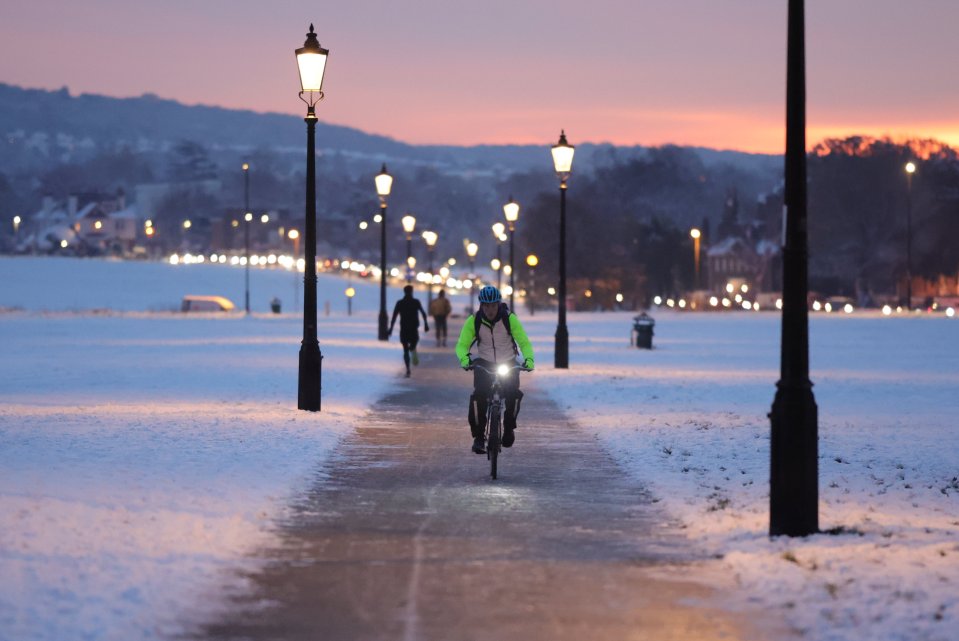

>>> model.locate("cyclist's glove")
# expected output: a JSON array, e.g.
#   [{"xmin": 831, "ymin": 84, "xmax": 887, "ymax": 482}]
[
  {"xmin": 461, "ymin": 356, "xmax": 471, "ymax": 370},
  {"xmin": 523, "ymin": 358, "xmax": 534, "ymax": 370}
]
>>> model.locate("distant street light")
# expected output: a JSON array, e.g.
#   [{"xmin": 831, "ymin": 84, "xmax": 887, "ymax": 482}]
[
  {"xmin": 769, "ymin": 0, "xmax": 818, "ymax": 537},
  {"xmin": 294, "ymin": 23, "xmax": 329, "ymax": 412},
  {"xmin": 13, "ymin": 215, "xmax": 21, "ymax": 237},
  {"xmin": 288, "ymin": 228, "xmax": 300, "ymax": 312},
  {"xmin": 551, "ymin": 130, "xmax": 574, "ymax": 369},
  {"xmin": 345, "ymin": 286, "xmax": 355, "ymax": 316},
  {"xmin": 375, "ymin": 163, "xmax": 393, "ymax": 340},
  {"xmin": 526, "ymin": 253, "xmax": 539, "ymax": 315},
  {"xmin": 467, "ymin": 241, "xmax": 478, "ymax": 314},
  {"xmin": 503, "ymin": 197, "xmax": 519, "ymax": 309},
  {"xmin": 422, "ymin": 230, "xmax": 438, "ymax": 306},
  {"xmin": 401, "ymin": 214, "xmax": 416, "ymax": 283},
  {"xmin": 242, "ymin": 162, "xmax": 251, "ymax": 315},
  {"xmin": 904, "ymin": 161, "xmax": 916, "ymax": 309},
  {"xmin": 492, "ymin": 221, "xmax": 506, "ymax": 290},
  {"xmin": 690, "ymin": 228, "xmax": 702, "ymax": 290}
]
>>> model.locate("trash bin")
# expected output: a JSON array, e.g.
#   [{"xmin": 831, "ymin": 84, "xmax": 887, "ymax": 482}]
[
  {"xmin": 270, "ymin": 297, "xmax": 282, "ymax": 314},
  {"xmin": 632, "ymin": 312, "xmax": 655, "ymax": 349}
]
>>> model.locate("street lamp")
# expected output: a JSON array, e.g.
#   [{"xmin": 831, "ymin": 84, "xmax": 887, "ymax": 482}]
[
  {"xmin": 769, "ymin": 0, "xmax": 818, "ymax": 536},
  {"xmin": 466, "ymin": 241, "xmax": 478, "ymax": 313},
  {"xmin": 375, "ymin": 163, "xmax": 393, "ymax": 340},
  {"xmin": 288, "ymin": 228, "xmax": 300, "ymax": 312},
  {"xmin": 526, "ymin": 253, "xmax": 539, "ymax": 315},
  {"xmin": 551, "ymin": 130, "xmax": 574, "ymax": 369},
  {"xmin": 690, "ymin": 228, "xmax": 702, "ymax": 290},
  {"xmin": 242, "ymin": 162, "xmax": 251, "ymax": 314},
  {"xmin": 422, "ymin": 230, "xmax": 438, "ymax": 306},
  {"xmin": 401, "ymin": 214, "xmax": 416, "ymax": 283},
  {"xmin": 492, "ymin": 221, "xmax": 506, "ymax": 290},
  {"xmin": 12, "ymin": 215, "xmax": 21, "ymax": 237},
  {"xmin": 904, "ymin": 161, "xmax": 916, "ymax": 309},
  {"xmin": 295, "ymin": 23, "xmax": 329, "ymax": 412},
  {"xmin": 345, "ymin": 287, "xmax": 355, "ymax": 316},
  {"xmin": 503, "ymin": 197, "xmax": 519, "ymax": 309}
]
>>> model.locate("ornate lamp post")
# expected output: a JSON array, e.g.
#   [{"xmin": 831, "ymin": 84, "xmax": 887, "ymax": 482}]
[
  {"xmin": 769, "ymin": 0, "xmax": 818, "ymax": 536},
  {"xmin": 466, "ymin": 241, "xmax": 478, "ymax": 314},
  {"xmin": 551, "ymin": 130, "xmax": 574, "ymax": 369},
  {"xmin": 503, "ymin": 197, "xmax": 519, "ymax": 308},
  {"xmin": 242, "ymin": 162, "xmax": 251, "ymax": 314},
  {"xmin": 904, "ymin": 161, "xmax": 916, "ymax": 309},
  {"xmin": 375, "ymin": 164, "xmax": 393, "ymax": 340},
  {"xmin": 294, "ymin": 23, "xmax": 329, "ymax": 412},
  {"xmin": 401, "ymin": 214, "xmax": 416, "ymax": 283},
  {"xmin": 690, "ymin": 228, "xmax": 702, "ymax": 290},
  {"xmin": 492, "ymin": 222, "xmax": 506, "ymax": 290},
  {"xmin": 526, "ymin": 253, "xmax": 538, "ymax": 315},
  {"xmin": 422, "ymin": 230, "xmax": 438, "ymax": 306}
]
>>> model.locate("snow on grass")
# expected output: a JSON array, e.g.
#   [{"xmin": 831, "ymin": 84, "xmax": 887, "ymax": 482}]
[{"xmin": 525, "ymin": 310, "xmax": 959, "ymax": 641}]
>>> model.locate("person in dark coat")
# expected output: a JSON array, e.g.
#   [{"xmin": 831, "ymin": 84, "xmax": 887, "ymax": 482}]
[{"xmin": 389, "ymin": 285, "xmax": 429, "ymax": 377}]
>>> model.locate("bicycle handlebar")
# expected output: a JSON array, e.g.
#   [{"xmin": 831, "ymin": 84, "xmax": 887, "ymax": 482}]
[{"xmin": 467, "ymin": 363, "xmax": 533, "ymax": 374}]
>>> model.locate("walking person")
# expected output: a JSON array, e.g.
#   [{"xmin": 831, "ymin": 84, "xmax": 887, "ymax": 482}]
[
  {"xmin": 428, "ymin": 289, "xmax": 452, "ymax": 347},
  {"xmin": 389, "ymin": 285, "xmax": 429, "ymax": 377},
  {"xmin": 455, "ymin": 285, "xmax": 534, "ymax": 454}
]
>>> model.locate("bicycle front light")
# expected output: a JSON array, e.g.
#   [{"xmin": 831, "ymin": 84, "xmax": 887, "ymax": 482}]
[{"xmin": 496, "ymin": 363, "xmax": 509, "ymax": 377}]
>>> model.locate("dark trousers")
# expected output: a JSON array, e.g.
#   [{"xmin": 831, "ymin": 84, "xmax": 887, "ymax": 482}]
[
  {"xmin": 468, "ymin": 360, "xmax": 522, "ymax": 438},
  {"xmin": 400, "ymin": 329, "xmax": 419, "ymax": 371},
  {"xmin": 433, "ymin": 315, "xmax": 448, "ymax": 346}
]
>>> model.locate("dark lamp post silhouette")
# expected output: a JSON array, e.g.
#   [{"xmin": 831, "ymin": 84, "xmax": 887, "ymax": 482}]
[
  {"xmin": 401, "ymin": 214, "xmax": 416, "ymax": 283},
  {"xmin": 294, "ymin": 23, "xmax": 329, "ymax": 412},
  {"xmin": 375, "ymin": 164, "xmax": 393, "ymax": 340},
  {"xmin": 466, "ymin": 241, "xmax": 478, "ymax": 314},
  {"xmin": 690, "ymin": 227, "xmax": 702, "ymax": 290},
  {"xmin": 422, "ymin": 230, "xmax": 438, "ymax": 306},
  {"xmin": 551, "ymin": 130, "xmax": 574, "ymax": 369},
  {"xmin": 904, "ymin": 161, "xmax": 916, "ymax": 309},
  {"xmin": 769, "ymin": 0, "xmax": 818, "ymax": 536},
  {"xmin": 242, "ymin": 162, "xmax": 251, "ymax": 314},
  {"xmin": 526, "ymin": 253, "xmax": 538, "ymax": 315},
  {"xmin": 503, "ymin": 197, "xmax": 519, "ymax": 309}
]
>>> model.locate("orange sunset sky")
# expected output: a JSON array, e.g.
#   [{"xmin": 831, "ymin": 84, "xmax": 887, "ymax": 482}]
[{"xmin": 2, "ymin": 0, "xmax": 958, "ymax": 153}]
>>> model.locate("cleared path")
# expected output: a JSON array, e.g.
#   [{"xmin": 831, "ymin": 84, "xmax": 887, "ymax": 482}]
[{"xmin": 195, "ymin": 344, "xmax": 783, "ymax": 641}]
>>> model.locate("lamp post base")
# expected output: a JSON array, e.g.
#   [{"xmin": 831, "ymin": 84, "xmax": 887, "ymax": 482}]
[
  {"xmin": 298, "ymin": 342, "xmax": 323, "ymax": 411},
  {"xmin": 554, "ymin": 324, "xmax": 569, "ymax": 369},
  {"xmin": 769, "ymin": 381, "xmax": 818, "ymax": 536},
  {"xmin": 378, "ymin": 311, "xmax": 389, "ymax": 341}
]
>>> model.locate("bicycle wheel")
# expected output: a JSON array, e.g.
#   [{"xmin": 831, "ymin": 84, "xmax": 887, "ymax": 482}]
[{"xmin": 488, "ymin": 409, "xmax": 501, "ymax": 479}]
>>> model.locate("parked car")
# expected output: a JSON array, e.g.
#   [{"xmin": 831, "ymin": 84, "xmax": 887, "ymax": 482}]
[{"xmin": 180, "ymin": 295, "xmax": 236, "ymax": 312}]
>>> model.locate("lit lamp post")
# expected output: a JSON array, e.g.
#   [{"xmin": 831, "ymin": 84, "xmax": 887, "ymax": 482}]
[
  {"xmin": 13, "ymin": 215, "xmax": 21, "ymax": 238},
  {"xmin": 503, "ymin": 197, "xmax": 519, "ymax": 308},
  {"xmin": 769, "ymin": 0, "xmax": 818, "ymax": 536},
  {"xmin": 904, "ymin": 161, "xmax": 916, "ymax": 309},
  {"xmin": 492, "ymin": 222, "xmax": 506, "ymax": 290},
  {"xmin": 402, "ymin": 214, "xmax": 416, "ymax": 283},
  {"xmin": 526, "ymin": 253, "xmax": 539, "ymax": 315},
  {"xmin": 690, "ymin": 228, "xmax": 702, "ymax": 290},
  {"xmin": 242, "ymin": 162, "xmax": 251, "ymax": 314},
  {"xmin": 422, "ymin": 230, "xmax": 438, "ymax": 306},
  {"xmin": 345, "ymin": 287, "xmax": 355, "ymax": 316},
  {"xmin": 375, "ymin": 164, "xmax": 393, "ymax": 340},
  {"xmin": 295, "ymin": 23, "xmax": 329, "ymax": 412},
  {"xmin": 288, "ymin": 229, "xmax": 300, "ymax": 312},
  {"xmin": 466, "ymin": 241, "xmax": 478, "ymax": 313},
  {"xmin": 551, "ymin": 130, "xmax": 574, "ymax": 369}
]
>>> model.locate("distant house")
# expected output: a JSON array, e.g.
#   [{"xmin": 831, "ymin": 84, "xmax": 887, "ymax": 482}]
[
  {"xmin": 706, "ymin": 237, "xmax": 781, "ymax": 293},
  {"xmin": 19, "ymin": 189, "xmax": 140, "ymax": 255}
]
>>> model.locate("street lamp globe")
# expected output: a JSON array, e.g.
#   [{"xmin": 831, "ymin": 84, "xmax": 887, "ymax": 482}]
[
  {"xmin": 503, "ymin": 197, "xmax": 519, "ymax": 225},
  {"xmin": 295, "ymin": 25, "xmax": 329, "ymax": 96},
  {"xmin": 375, "ymin": 164, "xmax": 393, "ymax": 200},
  {"xmin": 492, "ymin": 222, "xmax": 505, "ymax": 238},
  {"xmin": 905, "ymin": 161, "xmax": 916, "ymax": 174},
  {"xmin": 466, "ymin": 242, "xmax": 478, "ymax": 258},
  {"xmin": 261, "ymin": 214, "xmax": 270, "ymax": 223},
  {"xmin": 288, "ymin": 229, "xmax": 299, "ymax": 240},
  {"xmin": 422, "ymin": 230, "xmax": 438, "ymax": 247},
  {"xmin": 491, "ymin": 258, "xmax": 501, "ymax": 270},
  {"xmin": 551, "ymin": 130, "xmax": 575, "ymax": 180},
  {"xmin": 244, "ymin": 212, "xmax": 253, "ymax": 222},
  {"xmin": 526, "ymin": 254, "xmax": 539, "ymax": 267},
  {"xmin": 690, "ymin": 228, "xmax": 701, "ymax": 239},
  {"xmin": 401, "ymin": 214, "xmax": 416, "ymax": 235}
]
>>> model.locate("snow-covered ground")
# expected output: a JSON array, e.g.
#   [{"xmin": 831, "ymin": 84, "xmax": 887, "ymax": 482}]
[
  {"xmin": 526, "ymin": 311, "xmax": 959, "ymax": 641},
  {"xmin": 1, "ymin": 256, "xmax": 956, "ymax": 641}
]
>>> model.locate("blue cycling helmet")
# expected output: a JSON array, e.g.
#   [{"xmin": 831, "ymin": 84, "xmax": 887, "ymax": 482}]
[{"xmin": 478, "ymin": 285, "xmax": 502, "ymax": 303}]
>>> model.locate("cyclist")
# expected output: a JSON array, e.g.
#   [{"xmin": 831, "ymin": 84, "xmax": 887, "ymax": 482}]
[
  {"xmin": 389, "ymin": 285, "xmax": 429, "ymax": 377},
  {"xmin": 455, "ymin": 285, "xmax": 534, "ymax": 454}
]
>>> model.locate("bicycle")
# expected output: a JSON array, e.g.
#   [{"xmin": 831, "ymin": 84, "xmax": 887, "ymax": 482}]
[{"xmin": 468, "ymin": 361, "xmax": 532, "ymax": 480}]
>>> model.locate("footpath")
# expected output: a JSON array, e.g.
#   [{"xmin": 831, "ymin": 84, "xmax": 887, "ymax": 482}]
[{"xmin": 195, "ymin": 344, "xmax": 784, "ymax": 641}]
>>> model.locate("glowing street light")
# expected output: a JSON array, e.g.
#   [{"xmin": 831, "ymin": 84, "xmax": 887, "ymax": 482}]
[
  {"xmin": 294, "ymin": 23, "xmax": 330, "ymax": 412},
  {"xmin": 492, "ymin": 221, "xmax": 506, "ymax": 289},
  {"xmin": 375, "ymin": 163, "xmax": 392, "ymax": 340},
  {"xmin": 466, "ymin": 241, "xmax": 478, "ymax": 313},
  {"xmin": 401, "ymin": 214, "xmax": 416, "ymax": 283},
  {"xmin": 690, "ymin": 228, "xmax": 702, "ymax": 289},
  {"xmin": 422, "ymin": 230, "xmax": 438, "ymax": 306},
  {"xmin": 526, "ymin": 253, "xmax": 539, "ymax": 316},
  {"xmin": 503, "ymin": 197, "xmax": 519, "ymax": 309},
  {"xmin": 345, "ymin": 286, "xmax": 355, "ymax": 316},
  {"xmin": 552, "ymin": 130, "xmax": 574, "ymax": 368},
  {"xmin": 904, "ymin": 161, "xmax": 917, "ymax": 309}
]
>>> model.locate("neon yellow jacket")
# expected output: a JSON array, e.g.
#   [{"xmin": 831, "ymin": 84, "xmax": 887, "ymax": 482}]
[{"xmin": 455, "ymin": 310, "xmax": 534, "ymax": 368}]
